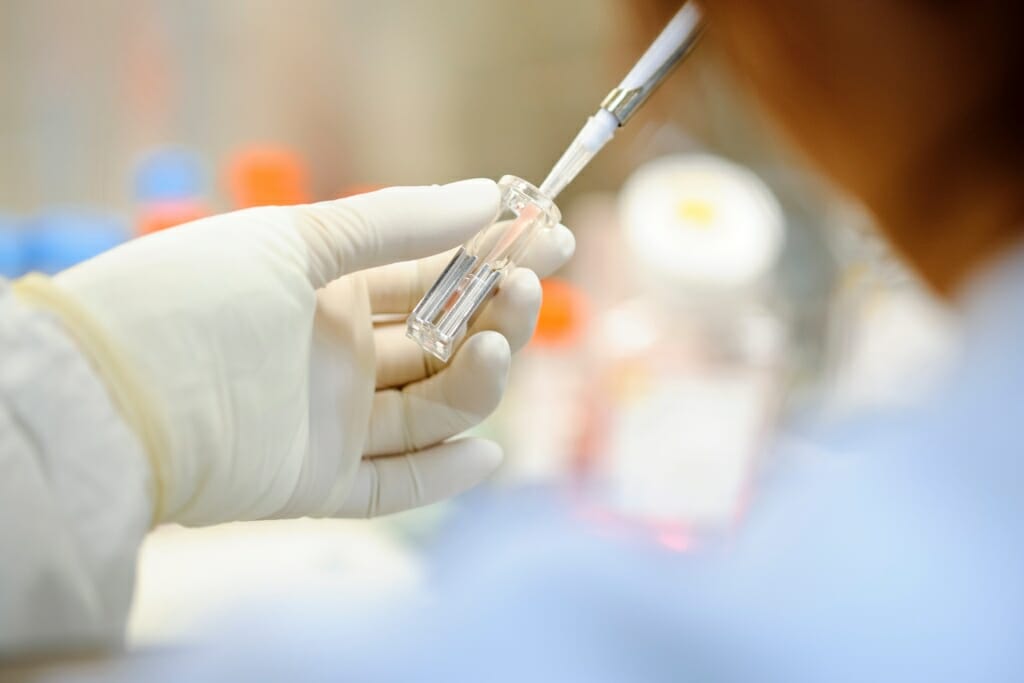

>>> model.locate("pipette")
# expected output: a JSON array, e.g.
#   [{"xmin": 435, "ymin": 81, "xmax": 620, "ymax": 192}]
[
  {"xmin": 540, "ymin": 2, "xmax": 704, "ymax": 198},
  {"xmin": 407, "ymin": 3, "xmax": 705, "ymax": 362}
]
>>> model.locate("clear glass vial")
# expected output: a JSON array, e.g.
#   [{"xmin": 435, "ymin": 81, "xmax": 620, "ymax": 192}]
[{"xmin": 407, "ymin": 175, "xmax": 562, "ymax": 362}]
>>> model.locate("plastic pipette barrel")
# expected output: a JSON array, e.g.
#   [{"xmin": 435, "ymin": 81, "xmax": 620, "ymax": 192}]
[
  {"xmin": 539, "ymin": 3, "xmax": 704, "ymax": 199},
  {"xmin": 538, "ymin": 110, "xmax": 617, "ymax": 199}
]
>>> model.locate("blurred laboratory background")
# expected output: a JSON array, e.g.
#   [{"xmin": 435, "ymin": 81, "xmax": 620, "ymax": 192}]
[{"xmin": 0, "ymin": 0, "xmax": 958, "ymax": 646}]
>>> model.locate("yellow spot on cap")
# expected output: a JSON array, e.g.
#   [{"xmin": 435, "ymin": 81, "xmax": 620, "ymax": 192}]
[{"xmin": 676, "ymin": 199, "xmax": 715, "ymax": 228}]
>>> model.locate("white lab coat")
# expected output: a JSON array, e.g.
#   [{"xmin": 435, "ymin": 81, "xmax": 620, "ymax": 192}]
[{"xmin": 0, "ymin": 280, "xmax": 151, "ymax": 655}]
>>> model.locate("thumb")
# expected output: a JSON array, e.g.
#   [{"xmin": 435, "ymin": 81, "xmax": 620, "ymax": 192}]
[{"xmin": 291, "ymin": 178, "xmax": 500, "ymax": 288}]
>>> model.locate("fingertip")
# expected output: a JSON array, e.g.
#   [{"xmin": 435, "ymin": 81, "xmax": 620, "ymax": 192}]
[
  {"xmin": 519, "ymin": 223, "xmax": 576, "ymax": 277},
  {"xmin": 469, "ymin": 438, "xmax": 505, "ymax": 475},
  {"xmin": 553, "ymin": 224, "xmax": 576, "ymax": 262},
  {"xmin": 503, "ymin": 267, "xmax": 542, "ymax": 306},
  {"xmin": 462, "ymin": 330, "xmax": 512, "ymax": 376},
  {"xmin": 502, "ymin": 268, "xmax": 543, "ymax": 341},
  {"xmin": 441, "ymin": 177, "xmax": 501, "ymax": 224},
  {"xmin": 435, "ymin": 437, "xmax": 504, "ymax": 485},
  {"xmin": 444, "ymin": 177, "xmax": 500, "ymax": 197},
  {"xmin": 445, "ymin": 331, "xmax": 511, "ymax": 412}
]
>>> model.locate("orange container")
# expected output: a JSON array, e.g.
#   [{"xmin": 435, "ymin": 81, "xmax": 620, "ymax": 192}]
[
  {"xmin": 533, "ymin": 278, "xmax": 589, "ymax": 348},
  {"xmin": 226, "ymin": 146, "xmax": 311, "ymax": 208}
]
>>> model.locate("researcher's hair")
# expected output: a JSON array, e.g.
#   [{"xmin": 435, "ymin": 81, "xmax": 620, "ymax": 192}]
[{"xmin": 641, "ymin": 0, "xmax": 1024, "ymax": 294}]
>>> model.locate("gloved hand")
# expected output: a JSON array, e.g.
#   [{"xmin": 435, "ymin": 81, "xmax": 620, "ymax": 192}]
[{"xmin": 25, "ymin": 179, "xmax": 573, "ymax": 526}]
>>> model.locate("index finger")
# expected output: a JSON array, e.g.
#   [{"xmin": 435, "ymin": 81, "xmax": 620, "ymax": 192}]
[{"xmin": 292, "ymin": 178, "xmax": 500, "ymax": 288}]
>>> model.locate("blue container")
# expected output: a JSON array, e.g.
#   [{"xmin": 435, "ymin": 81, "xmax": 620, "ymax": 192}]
[
  {"xmin": 24, "ymin": 210, "xmax": 128, "ymax": 274},
  {"xmin": 134, "ymin": 146, "xmax": 207, "ymax": 203}
]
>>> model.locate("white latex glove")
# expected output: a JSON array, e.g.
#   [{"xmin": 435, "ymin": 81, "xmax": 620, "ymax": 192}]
[{"xmin": 34, "ymin": 179, "xmax": 573, "ymax": 526}]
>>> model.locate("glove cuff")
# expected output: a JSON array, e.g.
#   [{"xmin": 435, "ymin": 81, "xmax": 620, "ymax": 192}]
[{"xmin": 12, "ymin": 273, "xmax": 170, "ymax": 524}]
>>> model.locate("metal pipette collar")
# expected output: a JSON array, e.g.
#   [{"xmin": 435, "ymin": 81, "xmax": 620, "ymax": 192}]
[
  {"xmin": 600, "ymin": 4, "xmax": 704, "ymax": 126},
  {"xmin": 538, "ymin": 3, "xmax": 704, "ymax": 199}
]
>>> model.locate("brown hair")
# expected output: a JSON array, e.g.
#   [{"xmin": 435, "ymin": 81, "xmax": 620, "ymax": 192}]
[{"xmin": 648, "ymin": 1, "xmax": 1024, "ymax": 294}]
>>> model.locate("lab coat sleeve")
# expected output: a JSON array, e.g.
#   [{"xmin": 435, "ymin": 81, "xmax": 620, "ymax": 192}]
[
  {"xmin": 256, "ymin": 421, "xmax": 1021, "ymax": 682},
  {"xmin": 0, "ymin": 280, "xmax": 152, "ymax": 655}
]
